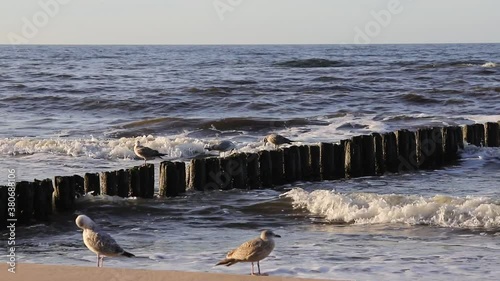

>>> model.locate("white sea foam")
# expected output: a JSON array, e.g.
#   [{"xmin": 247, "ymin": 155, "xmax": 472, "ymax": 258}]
[
  {"xmin": 283, "ymin": 188, "xmax": 500, "ymax": 228},
  {"xmin": 481, "ymin": 62, "xmax": 497, "ymax": 68},
  {"xmin": 0, "ymin": 135, "xmax": 208, "ymax": 160}
]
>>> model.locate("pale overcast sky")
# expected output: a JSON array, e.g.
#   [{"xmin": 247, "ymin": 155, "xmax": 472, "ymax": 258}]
[{"xmin": 1, "ymin": 0, "xmax": 499, "ymax": 45}]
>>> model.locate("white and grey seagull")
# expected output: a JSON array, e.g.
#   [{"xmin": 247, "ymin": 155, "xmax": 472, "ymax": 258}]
[
  {"xmin": 75, "ymin": 214, "xmax": 135, "ymax": 267},
  {"xmin": 205, "ymin": 140, "xmax": 236, "ymax": 157},
  {"xmin": 216, "ymin": 229, "xmax": 281, "ymax": 275},
  {"xmin": 263, "ymin": 133, "xmax": 294, "ymax": 149},
  {"xmin": 134, "ymin": 140, "xmax": 167, "ymax": 165}
]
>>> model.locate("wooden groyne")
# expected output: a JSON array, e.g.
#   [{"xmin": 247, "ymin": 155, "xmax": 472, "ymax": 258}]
[{"xmin": 1, "ymin": 122, "xmax": 499, "ymax": 227}]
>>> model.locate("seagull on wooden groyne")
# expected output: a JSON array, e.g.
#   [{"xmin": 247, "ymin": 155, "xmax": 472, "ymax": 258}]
[
  {"xmin": 205, "ymin": 140, "xmax": 236, "ymax": 157},
  {"xmin": 75, "ymin": 215, "xmax": 135, "ymax": 267},
  {"xmin": 216, "ymin": 229, "xmax": 281, "ymax": 275},
  {"xmin": 134, "ymin": 140, "xmax": 166, "ymax": 165},
  {"xmin": 264, "ymin": 133, "xmax": 294, "ymax": 149}
]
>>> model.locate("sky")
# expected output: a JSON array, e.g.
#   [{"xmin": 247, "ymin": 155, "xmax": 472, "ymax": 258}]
[{"xmin": 1, "ymin": 0, "xmax": 499, "ymax": 45}]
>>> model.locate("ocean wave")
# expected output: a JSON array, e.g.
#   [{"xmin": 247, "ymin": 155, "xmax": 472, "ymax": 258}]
[
  {"xmin": 415, "ymin": 60, "xmax": 490, "ymax": 69},
  {"xmin": 275, "ymin": 58, "xmax": 348, "ymax": 68},
  {"xmin": 0, "ymin": 136, "xmax": 192, "ymax": 160},
  {"xmin": 283, "ymin": 188, "xmax": 500, "ymax": 228},
  {"xmin": 401, "ymin": 93, "xmax": 440, "ymax": 104},
  {"xmin": 114, "ymin": 116, "xmax": 329, "ymax": 137},
  {"xmin": 481, "ymin": 62, "xmax": 497, "ymax": 68}
]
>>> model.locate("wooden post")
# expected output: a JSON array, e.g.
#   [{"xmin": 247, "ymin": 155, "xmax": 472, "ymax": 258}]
[
  {"xmin": 258, "ymin": 150, "xmax": 272, "ymax": 187},
  {"xmin": 53, "ymin": 176, "xmax": 75, "ymax": 212},
  {"xmin": 333, "ymin": 142, "xmax": 346, "ymax": 179},
  {"xmin": 463, "ymin": 124, "xmax": 485, "ymax": 147},
  {"xmin": 84, "ymin": 173, "xmax": 100, "ymax": 195},
  {"xmin": 416, "ymin": 128, "xmax": 432, "ymax": 169},
  {"xmin": 33, "ymin": 179, "xmax": 53, "ymax": 221},
  {"xmin": 396, "ymin": 129, "xmax": 417, "ymax": 172},
  {"xmin": 15, "ymin": 181, "xmax": 34, "ymax": 223},
  {"xmin": 431, "ymin": 127, "xmax": 444, "ymax": 168},
  {"xmin": 139, "ymin": 164, "xmax": 154, "ymax": 198},
  {"xmin": 246, "ymin": 153, "xmax": 261, "ymax": 189},
  {"xmin": 320, "ymin": 143, "xmax": 334, "ymax": 180},
  {"xmin": 443, "ymin": 126, "xmax": 459, "ymax": 163},
  {"xmin": 485, "ymin": 122, "xmax": 499, "ymax": 147},
  {"xmin": 361, "ymin": 135, "xmax": 376, "ymax": 176},
  {"xmin": 283, "ymin": 146, "xmax": 301, "ymax": 183},
  {"xmin": 205, "ymin": 157, "xmax": 221, "ymax": 190},
  {"xmin": 73, "ymin": 175, "xmax": 84, "ymax": 197},
  {"xmin": 298, "ymin": 145, "xmax": 311, "ymax": 181},
  {"xmin": 372, "ymin": 133, "xmax": 385, "ymax": 175},
  {"xmin": 128, "ymin": 166, "xmax": 141, "ymax": 197},
  {"xmin": 159, "ymin": 161, "xmax": 182, "ymax": 197},
  {"xmin": 219, "ymin": 156, "xmax": 235, "ymax": 190},
  {"xmin": 309, "ymin": 145, "xmax": 321, "ymax": 181},
  {"xmin": 231, "ymin": 153, "xmax": 248, "ymax": 189},
  {"xmin": 456, "ymin": 125, "xmax": 464, "ymax": 149},
  {"xmin": 270, "ymin": 150, "xmax": 284, "ymax": 185},
  {"xmin": 383, "ymin": 132, "xmax": 398, "ymax": 173},
  {"xmin": 115, "ymin": 169, "xmax": 130, "ymax": 197},
  {"xmin": 176, "ymin": 162, "xmax": 186, "ymax": 194},
  {"xmin": 188, "ymin": 159, "xmax": 206, "ymax": 191},
  {"xmin": 99, "ymin": 171, "xmax": 117, "ymax": 196},
  {"xmin": 345, "ymin": 138, "xmax": 362, "ymax": 178}
]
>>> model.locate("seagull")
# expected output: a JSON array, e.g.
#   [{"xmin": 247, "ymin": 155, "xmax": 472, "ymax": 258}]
[
  {"xmin": 134, "ymin": 140, "xmax": 166, "ymax": 165},
  {"xmin": 75, "ymin": 215, "xmax": 135, "ymax": 267},
  {"xmin": 263, "ymin": 133, "xmax": 294, "ymax": 149},
  {"xmin": 205, "ymin": 140, "xmax": 236, "ymax": 157},
  {"xmin": 216, "ymin": 230, "xmax": 281, "ymax": 275}
]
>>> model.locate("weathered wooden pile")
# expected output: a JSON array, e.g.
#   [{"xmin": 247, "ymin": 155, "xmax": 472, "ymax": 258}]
[{"xmin": 1, "ymin": 122, "xmax": 498, "ymax": 227}]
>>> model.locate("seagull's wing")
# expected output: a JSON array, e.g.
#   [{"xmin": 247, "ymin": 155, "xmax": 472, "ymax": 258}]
[{"xmin": 84, "ymin": 230, "xmax": 125, "ymax": 256}]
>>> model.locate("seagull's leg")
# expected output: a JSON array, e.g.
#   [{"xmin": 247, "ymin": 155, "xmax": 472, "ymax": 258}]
[
  {"xmin": 251, "ymin": 262, "xmax": 254, "ymax": 275},
  {"xmin": 96, "ymin": 254, "xmax": 100, "ymax": 267},
  {"xmin": 100, "ymin": 257, "xmax": 104, "ymax": 267},
  {"xmin": 257, "ymin": 261, "xmax": 261, "ymax": 275}
]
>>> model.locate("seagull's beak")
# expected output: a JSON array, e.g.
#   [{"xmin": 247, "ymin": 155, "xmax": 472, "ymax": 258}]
[{"xmin": 274, "ymin": 234, "xmax": 281, "ymax": 238}]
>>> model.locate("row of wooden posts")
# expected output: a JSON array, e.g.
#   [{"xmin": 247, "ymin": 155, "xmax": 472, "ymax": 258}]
[{"xmin": 1, "ymin": 122, "xmax": 499, "ymax": 226}]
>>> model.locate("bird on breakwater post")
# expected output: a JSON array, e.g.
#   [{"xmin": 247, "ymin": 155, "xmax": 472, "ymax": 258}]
[
  {"xmin": 134, "ymin": 140, "xmax": 167, "ymax": 165},
  {"xmin": 263, "ymin": 133, "xmax": 294, "ymax": 149},
  {"xmin": 205, "ymin": 140, "xmax": 236, "ymax": 157}
]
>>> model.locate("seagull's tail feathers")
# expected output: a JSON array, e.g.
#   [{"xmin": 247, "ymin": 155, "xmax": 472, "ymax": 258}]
[
  {"xmin": 216, "ymin": 258, "xmax": 239, "ymax": 267},
  {"xmin": 122, "ymin": 251, "xmax": 135, "ymax": 258}
]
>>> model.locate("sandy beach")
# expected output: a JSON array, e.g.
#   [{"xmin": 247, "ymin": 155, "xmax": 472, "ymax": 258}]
[{"xmin": 1, "ymin": 263, "xmax": 344, "ymax": 281}]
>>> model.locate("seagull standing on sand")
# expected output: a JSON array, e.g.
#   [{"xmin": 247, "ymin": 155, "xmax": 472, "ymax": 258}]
[
  {"xmin": 263, "ymin": 133, "xmax": 294, "ymax": 149},
  {"xmin": 134, "ymin": 140, "xmax": 166, "ymax": 165},
  {"xmin": 205, "ymin": 140, "xmax": 236, "ymax": 157},
  {"xmin": 75, "ymin": 215, "xmax": 135, "ymax": 267},
  {"xmin": 216, "ymin": 230, "xmax": 281, "ymax": 275}
]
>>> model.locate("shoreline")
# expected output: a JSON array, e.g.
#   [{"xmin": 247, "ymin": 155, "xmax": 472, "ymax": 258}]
[{"xmin": 1, "ymin": 263, "xmax": 346, "ymax": 281}]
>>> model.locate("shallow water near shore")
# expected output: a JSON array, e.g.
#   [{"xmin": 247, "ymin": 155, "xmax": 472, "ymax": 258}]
[{"xmin": 1, "ymin": 44, "xmax": 500, "ymax": 280}]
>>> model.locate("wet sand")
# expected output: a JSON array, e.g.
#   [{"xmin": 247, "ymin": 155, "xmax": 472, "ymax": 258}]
[{"xmin": 1, "ymin": 263, "xmax": 347, "ymax": 281}]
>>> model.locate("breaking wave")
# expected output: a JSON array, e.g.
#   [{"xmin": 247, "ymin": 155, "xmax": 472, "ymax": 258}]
[{"xmin": 283, "ymin": 188, "xmax": 500, "ymax": 228}]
